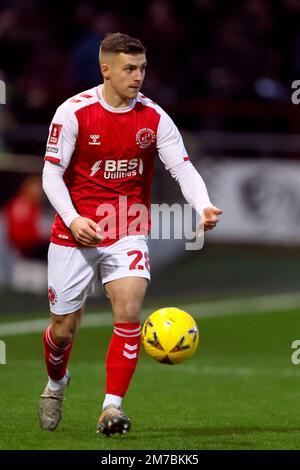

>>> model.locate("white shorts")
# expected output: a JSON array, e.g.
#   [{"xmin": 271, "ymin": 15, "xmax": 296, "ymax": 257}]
[{"xmin": 47, "ymin": 235, "xmax": 150, "ymax": 314}]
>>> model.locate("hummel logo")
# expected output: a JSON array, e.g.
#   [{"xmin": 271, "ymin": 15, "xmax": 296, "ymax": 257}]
[
  {"xmin": 124, "ymin": 343, "xmax": 138, "ymax": 351},
  {"xmin": 49, "ymin": 353, "xmax": 63, "ymax": 362},
  {"xmin": 89, "ymin": 134, "xmax": 101, "ymax": 145},
  {"xmin": 49, "ymin": 353, "xmax": 63, "ymax": 365},
  {"xmin": 123, "ymin": 343, "xmax": 138, "ymax": 360},
  {"xmin": 123, "ymin": 351, "xmax": 137, "ymax": 360}
]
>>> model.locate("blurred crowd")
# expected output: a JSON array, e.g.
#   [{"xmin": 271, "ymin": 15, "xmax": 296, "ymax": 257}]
[{"xmin": 1, "ymin": 0, "xmax": 300, "ymax": 154}]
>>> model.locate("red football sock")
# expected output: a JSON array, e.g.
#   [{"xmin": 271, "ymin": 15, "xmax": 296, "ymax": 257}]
[
  {"xmin": 105, "ymin": 322, "xmax": 141, "ymax": 397},
  {"xmin": 43, "ymin": 325, "xmax": 73, "ymax": 381}
]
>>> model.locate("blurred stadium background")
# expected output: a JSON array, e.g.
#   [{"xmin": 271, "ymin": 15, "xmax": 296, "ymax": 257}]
[
  {"xmin": 1, "ymin": 0, "xmax": 300, "ymax": 451},
  {"xmin": 1, "ymin": 0, "xmax": 300, "ymax": 311}
]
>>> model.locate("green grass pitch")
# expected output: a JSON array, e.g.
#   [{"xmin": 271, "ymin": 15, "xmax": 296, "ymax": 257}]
[{"xmin": 0, "ymin": 304, "xmax": 299, "ymax": 450}]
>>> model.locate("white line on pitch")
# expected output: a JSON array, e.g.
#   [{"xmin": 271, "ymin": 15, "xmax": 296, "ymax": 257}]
[{"xmin": 0, "ymin": 291, "xmax": 299, "ymax": 337}]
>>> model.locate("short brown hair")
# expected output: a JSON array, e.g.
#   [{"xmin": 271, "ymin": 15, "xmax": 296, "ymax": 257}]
[{"xmin": 100, "ymin": 32, "xmax": 146, "ymax": 55}]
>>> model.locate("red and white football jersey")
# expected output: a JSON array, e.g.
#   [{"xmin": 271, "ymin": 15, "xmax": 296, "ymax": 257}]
[{"xmin": 44, "ymin": 85, "xmax": 189, "ymax": 247}]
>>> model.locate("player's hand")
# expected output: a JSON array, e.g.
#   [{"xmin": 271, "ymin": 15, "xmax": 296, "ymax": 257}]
[
  {"xmin": 202, "ymin": 206, "xmax": 223, "ymax": 232},
  {"xmin": 70, "ymin": 217, "xmax": 102, "ymax": 247}
]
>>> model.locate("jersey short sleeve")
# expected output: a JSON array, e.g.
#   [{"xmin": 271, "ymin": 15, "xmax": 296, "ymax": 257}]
[
  {"xmin": 44, "ymin": 103, "xmax": 78, "ymax": 169},
  {"xmin": 156, "ymin": 107, "xmax": 190, "ymax": 170}
]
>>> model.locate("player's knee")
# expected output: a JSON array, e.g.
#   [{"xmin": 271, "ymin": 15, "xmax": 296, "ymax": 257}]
[
  {"xmin": 52, "ymin": 328, "xmax": 75, "ymax": 346},
  {"xmin": 114, "ymin": 299, "xmax": 141, "ymax": 323},
  {"xmin": 51, "ymin": 321, "xmax": 77, "ymax": 346},
  {"xmin": 50, "ymin": 310, "xmax": 82, "ymax": 346}
]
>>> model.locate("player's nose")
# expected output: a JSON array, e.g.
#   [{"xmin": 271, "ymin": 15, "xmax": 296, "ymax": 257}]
[{"xmin": 134, "ymin": 70, "xmax": 143, "ymax": 82}]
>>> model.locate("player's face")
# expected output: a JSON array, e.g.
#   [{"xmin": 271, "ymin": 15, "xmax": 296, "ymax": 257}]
[{"xmin": 109, "ymin": 53, "xmax": 147, "ymax": 100}]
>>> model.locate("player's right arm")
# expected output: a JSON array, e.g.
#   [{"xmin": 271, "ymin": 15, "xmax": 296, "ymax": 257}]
[{"xmin": 42, "ymin": 103, "xmax": 101, "ymax": 246}]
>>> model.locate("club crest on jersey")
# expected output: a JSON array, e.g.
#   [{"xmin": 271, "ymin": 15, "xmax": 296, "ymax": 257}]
[
  {"xmin": 136, "ymin": 128, "xmax": 156, "ymax": 149},
  {"xmin": 89, "ymin": 134, "xmax": 101, "ymax": 145}
]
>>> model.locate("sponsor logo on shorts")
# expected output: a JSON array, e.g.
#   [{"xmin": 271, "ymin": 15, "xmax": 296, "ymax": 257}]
[
  {"xmin": 48, "ymin": 123, "xmax": 62, "ymax": 145},
  {"xmin": 48, "ymin": 286, "xmax": 58, "ymax": 305},
  {"xmin": 46, "ymin": 146, "xmax": 59, "ymax": 154},
  {"xmin": 136, "ymin": 128, "xmax": 155, "ymax": 149}
]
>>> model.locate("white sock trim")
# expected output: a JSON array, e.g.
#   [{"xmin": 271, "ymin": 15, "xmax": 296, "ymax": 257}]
[
  {"xmin": 103, "ymin": 394, "xmax": 123, "ymax": 410},
  {"xmin": 48, "ymin": 371, "xmax": 69, "ymax": 391}
]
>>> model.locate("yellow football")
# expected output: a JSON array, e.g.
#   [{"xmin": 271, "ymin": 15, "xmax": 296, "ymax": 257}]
[{"xmin": 142, "ymin": 307, "xmax": 199, "ymax": 364}]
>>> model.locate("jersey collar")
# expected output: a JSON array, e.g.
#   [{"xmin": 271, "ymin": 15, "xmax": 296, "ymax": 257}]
[{"xmin": 96, "ymin": 85, "xmax": 137, "ymax": 113}]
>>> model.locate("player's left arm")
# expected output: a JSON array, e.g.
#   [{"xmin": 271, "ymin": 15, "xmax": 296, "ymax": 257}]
[
  {"xmin": 169, "ymin": 162, "xmax": 222, "ymax": 231},
  {"xmin": 156, "ymin": 108, "xmax": 222, "ymax": 231}
]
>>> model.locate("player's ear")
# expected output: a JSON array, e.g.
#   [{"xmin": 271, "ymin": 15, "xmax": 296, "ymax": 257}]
[{"xmin": 101, "ymin": 63, "xmax": 110, "ymax": 80}]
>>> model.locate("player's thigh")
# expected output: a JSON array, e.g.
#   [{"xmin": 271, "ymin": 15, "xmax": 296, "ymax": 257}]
[
  {"xmin": 105, "ymin": 276, "xmax": 148, "ymax": 322},
  {"xmin": 101, "ymin": 235, "xmax": 150, "ymax": 321},
  {"xmin": 48, "ymin": 243, "xmax": 99, "ymax": 315},
  {"xmin": 100, "ymin": 235, "xmax": 151, "ymax": 287}
]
